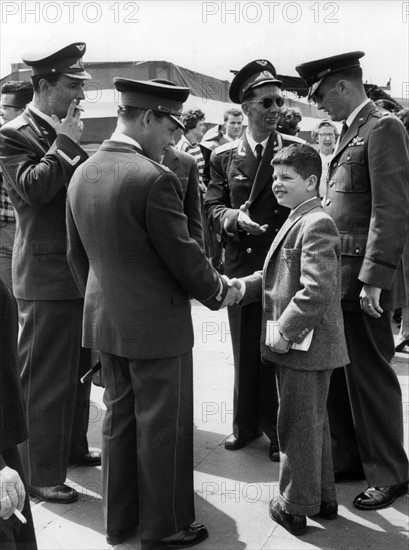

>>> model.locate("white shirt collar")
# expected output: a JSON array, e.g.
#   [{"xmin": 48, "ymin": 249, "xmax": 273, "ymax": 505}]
[
  {"xmin": 345, "ymin": 98, "xmax": 371, "ymax": 128},
  {"xmin": 27, "ymin": 103, "xmax": 58, "ymax": 129},
  {"xmin": 110, "ymin": 131, "xmax": 142, "ymax": 150},
  {"xmin": 246, "ymin": 129, "xmax": 270, "ymax": 157}
]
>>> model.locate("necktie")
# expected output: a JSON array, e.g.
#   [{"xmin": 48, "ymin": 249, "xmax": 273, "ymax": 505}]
[
  {"xmin": 339, "ymin": 121, "xmax": 348, "ymax": 142},
  {"xmin": 255, "ymin": 143, "xmax": 263, "ymax": 165}
]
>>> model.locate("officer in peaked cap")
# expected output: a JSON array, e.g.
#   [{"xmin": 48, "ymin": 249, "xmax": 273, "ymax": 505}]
[
  {"xmin": 295, "ymin": 51, "xmax": 365, "ymax": 101},
  {"xmin": 229, "ymin": 58, "xmax": 282, "ymax": 104},
  {"xmin": 66, "ymin": 75, "xmax": 235, "ymax": 546},
  {"xmin": 205, "ymin": 60, "xmax": 304, "ymax": 463},
  {"xmin": 296, "ymin": 50, "xmax": 409, "ymax": 512},
  {"xmin": 113, "ymin": 77, "xmax": 188, "ymax": 131},
  {"xmin": 0, "ymin": 40, "xmax": 100, "ymax": 505},
  {"xmin": 22, "ymin": 42, "xmax": 91, "ymax": 80}
]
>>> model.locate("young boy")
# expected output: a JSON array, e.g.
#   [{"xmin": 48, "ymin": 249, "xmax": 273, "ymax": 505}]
[{"xmin": 234, "ymin": 144, "xmax": 349, "ymax": 535}]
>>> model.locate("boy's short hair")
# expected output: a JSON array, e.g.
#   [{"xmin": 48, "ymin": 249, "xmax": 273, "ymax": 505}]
[
  {"xmin": 272, "ymin": 144, "xmax": 322, "ymax": 190},
  {"xmin": 1, "ymin": 80, "xmax": 33, "ymax": 106},
  {"xmin": 223, "ymin": 107, "xmax": 243, "ymax": 121},
  {"xmin": 180, "ymin": 109, "xmax": 205, "ymax": 133}
]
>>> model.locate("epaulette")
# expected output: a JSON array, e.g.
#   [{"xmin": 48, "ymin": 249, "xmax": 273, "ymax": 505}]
[
  {"xmin": 214, "ymin": 140, "xmax": 237, "ymax": 155},
  {"xmin": 2, "ymin": 114, "xmax": 29, "ymax": 130},
  {"xmin": 147, "ymin": 155, "xmax": 172, "ymax": 173},
  {"xmin": 279, "ymin": 132, "xmax": 306, "ymax": 144},
  {"xmin": 372, "ymin": 107, "xmax": 391, "ymax": 119}
]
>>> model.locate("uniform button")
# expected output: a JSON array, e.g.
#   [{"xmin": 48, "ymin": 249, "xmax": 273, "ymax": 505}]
[
  {"xmin": 355, "ymin": 247, "xmax": 361, "ymax": 254},
  {"xmin": 274, "ymin": 228, "xmax": 279, "ymax": 233},
  {"xmin": 326, "ymin": 199, "xmax": 331, "ymax": 206},
  {"xmin": 346, "ymin": 155, "xmax": 350, "ymax": 160},
  {"xmin": 332, "ymin": 162, "xmax": 338, "ymax": 168},
  {"xmin": 246, "ymin": 248, "xmax": 252, "ymax": 254},
  {"xmin": 273, "ymin": 210, "xmax": 279, "ymax": 215}
]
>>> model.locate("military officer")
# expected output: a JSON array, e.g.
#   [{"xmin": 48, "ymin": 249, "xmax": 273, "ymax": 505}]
[
  {"xmin": 0, "ymin": 42, "xmax": 100, "ymax": 505},
  {"xmin": 66, "ymin": 77, "xmax": 240, "ymax": 547},
  {"xmin": 296, "ymin": 51, "xmax": 409, "ymax": 510},
  {"xmin": 204, "ymin": 60, "xmax": 305, "ymax": 461}
]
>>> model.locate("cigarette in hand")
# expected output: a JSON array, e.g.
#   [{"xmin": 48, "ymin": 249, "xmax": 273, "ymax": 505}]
[{"xmin": 13, "ymin": 509, "xmax": 27, "ymax": 524}]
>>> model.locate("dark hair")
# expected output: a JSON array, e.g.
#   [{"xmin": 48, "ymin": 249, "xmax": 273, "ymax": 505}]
[
  {"xmin": 272, "ymin": 144, "xmax": 322, "ymax": 190},
  {"xmin": 277, "ymin": 107, "xmax": 302, "ymax": 136},
  {"xmin": 1, "ymin": 80, "xmax": 33, "ymax": 106},
  {"xmin": 181, "ymin": 109, "xmax": 205, "ymax": 133},
  {"xmin": 31, "ymin": 73, "xmax": 62, "ymax": 92},
  {"xmin": 223, "ymin": 107, "xmax": 243, "ymax": 121}
]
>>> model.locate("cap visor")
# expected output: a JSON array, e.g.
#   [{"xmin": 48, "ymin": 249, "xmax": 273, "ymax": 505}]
[
  {"xmin": 308, "ymin": 78, "xmax": 323, "ymax": 101},
  {"xmin": 170, "ymin": 114, "xmax": 185, "ymax": 130},
  {"xmin": 62, "ymin": 70, "xmax": 92, "ymax": 80}
]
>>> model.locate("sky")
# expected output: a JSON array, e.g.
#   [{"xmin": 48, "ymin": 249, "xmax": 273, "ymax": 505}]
[{"xmin": 0, "ymin": 0, "xmax": 408, "ymax": 100}]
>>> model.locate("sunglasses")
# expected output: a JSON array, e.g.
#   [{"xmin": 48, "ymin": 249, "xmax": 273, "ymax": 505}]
[{"xmin": 246, "ymin": 97, "xmax": 285, "ymax": 109}]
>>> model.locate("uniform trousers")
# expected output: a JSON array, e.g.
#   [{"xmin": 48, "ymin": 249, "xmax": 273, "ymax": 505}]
[
  {"xmin": 0, "ymin": 221, "xmax": 15, "ymax": 291},
  {"xmin": 275, "ymin": 365, "xmax": 336, "ymax": 516},
  {"xmin": 100, "ymin": 351, "xmax": 195, "ymax": 540},
  {"xmin": 228, "ymin": 301, "xmax": 278, "ymax": 445},
  {"xmin": 17, "ymin": 298, "xmax": 91, "ymax": 486},
  {"xmin": 339, "ymin": 310, "xmax": 409, "ymax": 486},
  {"xmin": 0, "ymin": 447, "xmax": 37, "ymax": 550}
]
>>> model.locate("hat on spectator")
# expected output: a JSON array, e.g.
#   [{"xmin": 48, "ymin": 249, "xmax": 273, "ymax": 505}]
[
  {"xmin": 229, "ymin": 59, "xmax": 282, "ymax": 104},
  {"xmin": 22, "ymin": 42, "xmax": 91, "ymax": 80},
  {"xmin": 296, "ymin": 51, "xmax": 365, "ymax": 100},
  {"xmin": 114, "ymin": 77, "xmax": 190, "ymax": 129}
]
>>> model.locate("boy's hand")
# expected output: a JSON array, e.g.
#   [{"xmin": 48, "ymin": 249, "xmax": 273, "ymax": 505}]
[{"xmin": 268, "ymin": 331, "xmax": 291, "ymax": 354}]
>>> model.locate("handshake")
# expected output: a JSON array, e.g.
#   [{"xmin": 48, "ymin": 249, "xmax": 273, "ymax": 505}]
[{"xmin": 221, "ymin": 276, "xmax": 245, "ymax": 308}]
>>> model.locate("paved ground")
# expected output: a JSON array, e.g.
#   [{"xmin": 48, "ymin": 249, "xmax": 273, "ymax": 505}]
[{"xmin": 31, "ymin": 301, "xmax": 409, "ymax": 549}]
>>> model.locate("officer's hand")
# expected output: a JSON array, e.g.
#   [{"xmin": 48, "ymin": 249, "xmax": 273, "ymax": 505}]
[
  {"xmin": 0, "ymin": 466, "xmax": 26, "ymax": 520},
  {"xmin": 237, "ymin": 201, "xmax": 268, "ymax": 235},
  {"xmin": 268, "ymin": 331, "xmax": 291, "ymax": 354},
  {"xmin": 359, "ymin": 284, "xmax": 383, "ymax": 318},
  {"xmin": 52, "ymin": 100, "xmax": 84, "ymax": 143}
]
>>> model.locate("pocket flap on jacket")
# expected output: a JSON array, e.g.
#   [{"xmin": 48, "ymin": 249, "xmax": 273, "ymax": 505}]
[{"xmin": 339, "ymin": 232, "xmax": 367, "ymax": 257}]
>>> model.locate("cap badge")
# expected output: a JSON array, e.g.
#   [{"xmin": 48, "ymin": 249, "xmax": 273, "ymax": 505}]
[
  {"xmin": 262, "ymin": 71, "xmax": 273, "ymax": 78},
  {"xmin": 257, "ymin": 60, "xmax": 268, "ymax": 66},
  {"xmin": 76, "ymin": 44, "xmax": 85, "ymax": 52}
]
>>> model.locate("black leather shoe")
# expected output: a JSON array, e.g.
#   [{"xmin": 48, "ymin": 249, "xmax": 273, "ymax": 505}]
[
  {"xmin": 269, "ymin": 444, "xmax": 280, "ymax": 462},
  {"xmin": 106, "ymin": 526, "xmax": 136, "ymax": 546},
  {"xmin": 269, "ymin": 500, "xmax": 306, "ymax": 536},
  {"xmin": 224, "ymin": 433, "xmax": 261, "ymax": 451},
  {"xmin": 395, "ymin": 337, "xmax": 409, "ymax": 352},
  {"xmin": 334, "ymin": 470, "xmax": 365, "ymax": 483},
  {"xmin": 28, "ymin": 484, "xmax": 78, "ymax": 503},
  {"xmin": 353, "ymin": 484, "xmax": 408, "ymax": 510},
  {"xmin": 141, "ymin": 523, "xmax": 208, "ymax": 549},
  {"xmin": 69, "ymin": 450, "xmax": 102, "ymax": 467},
  {"xmin": 315, "ymin": 500, "xmax": 338, "ymax": 519}
]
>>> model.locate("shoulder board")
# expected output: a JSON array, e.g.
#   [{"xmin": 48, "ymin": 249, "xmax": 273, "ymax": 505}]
[
  {"xmin": 214, "ymin": 140, "xmax": 237, "ymax": 155},
  {"xmin": 147, "ymin": 156, "xmax": 172, "ymax": 173},
  {"xmin": 279, "ymin": 132, "xmax": 306, "ymax": 144},
  {"xmin": 372, "ymin": 107, "xmax": 392, "ymax": 119},
  {"xmin": 2, "ymin": 114, "xmax": 29, "ymax": 130}
]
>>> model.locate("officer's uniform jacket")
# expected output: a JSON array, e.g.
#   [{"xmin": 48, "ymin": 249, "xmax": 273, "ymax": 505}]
[
  {"xmin": 324, "ymin": 101, "xmax": 409, "ymax": 311},
  {"xmin": 162, "ymin": 146, "xmax": 204, "ymax": 250},
  {"xmin": 243, "ymin": 198, "xmax": 349, "ymax": 370},
  {"xmin": 0, "ymin": 107, "xmax": 87, "ymax": 300},
  {"xmin": 67, "ymin": 140, "xmax": 227, "ymax": 360},
  {"xmin": 204, "ymin": 131, "xmax": 304, "ymax": 277}
]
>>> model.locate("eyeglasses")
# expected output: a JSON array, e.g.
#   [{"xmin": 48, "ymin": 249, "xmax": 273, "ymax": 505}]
[
  {"xmin": 245, "ymin": 97, "xmax": 285, "ymax": 109},
  {"xmin": 317, "ymin": 132, "xmax": 335, "ymax": 138}
]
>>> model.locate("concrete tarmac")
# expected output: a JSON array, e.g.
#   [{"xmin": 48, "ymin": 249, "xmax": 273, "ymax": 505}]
[{"xmin": 31, "ymin": 301, "xmax": 409, "ymax": 549}]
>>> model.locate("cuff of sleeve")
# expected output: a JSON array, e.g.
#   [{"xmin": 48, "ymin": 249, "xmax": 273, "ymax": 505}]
[{"xmin": 359, "ymin": 256, "xmax": 397, "ymax": 290}]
